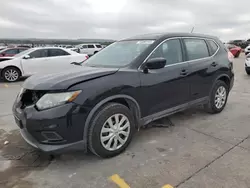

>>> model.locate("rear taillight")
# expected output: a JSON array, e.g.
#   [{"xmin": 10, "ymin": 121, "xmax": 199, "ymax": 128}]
[{"xmin": 85, "ymin": 55, "xmax": 89, "ymax": 59}]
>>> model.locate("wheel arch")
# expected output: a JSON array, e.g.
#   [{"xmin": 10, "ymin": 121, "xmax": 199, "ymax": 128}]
[
  {"xmin": 209, "ymin": 74, "xmax": 230, "ymax": 96},
  {"xmin": 83, "ymin": 94, "xmax": 141, "ymax": 151},
  {"xmin": 1, "ymin": 65, "xmax": 22, "ymax": 77}
]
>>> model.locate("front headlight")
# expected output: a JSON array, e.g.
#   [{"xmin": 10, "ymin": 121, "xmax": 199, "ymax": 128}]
[{"xmin": 36, "ymin": 90, "xmax": 81, "ymax": 110}]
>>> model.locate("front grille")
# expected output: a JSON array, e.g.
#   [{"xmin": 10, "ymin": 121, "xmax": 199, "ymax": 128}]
[{"xmin": 20, "ymin": 89, "xmax": 47, "ymax": 109}]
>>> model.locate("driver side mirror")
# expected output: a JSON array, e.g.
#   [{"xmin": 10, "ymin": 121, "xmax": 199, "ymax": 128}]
[
  {"xmin": 23, "ymin": 55, "xmax": 30, "ymax": 59},
  {"xmin": 144, "ymin": 57, "xmax": 166, "ymax": 73}
]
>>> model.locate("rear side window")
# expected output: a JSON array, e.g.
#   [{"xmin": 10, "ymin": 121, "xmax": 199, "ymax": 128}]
[
  {"xmin": 149, "ymin": 39, "xmax": 183, "ymax": 65},
  {"xmin": 4, "ymin": 49, "xmax": 19, "ymax": 54},
  {"xmin": 49, "ymin": 49, "xmax": 70, "ymax": 57},
  {"xmin": 29, "ymin": 49, "xmax": 49, "ymax": 58},
  {"xmin": 183, "ymin": 39, "xmax": 209, "ymax": 61},
  {"xmin": 207, "ymin": 40, "xmax": 219, "ymax": 55},
  {"xmin": 87, "ymin": 45, "xmax": 95, "ymax": 48}
]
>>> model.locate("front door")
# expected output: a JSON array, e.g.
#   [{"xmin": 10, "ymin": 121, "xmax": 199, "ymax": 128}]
[
  {"xmin": 139, "ymin": 38, "xmax": 190, "ymax": 117},
  {"xmin": 21, "ymin": 49, "xmax": 49, "ymax": 75}
]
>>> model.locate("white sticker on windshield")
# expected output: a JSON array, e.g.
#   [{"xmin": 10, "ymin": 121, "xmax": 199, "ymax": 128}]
[{"xmin": 136, "ymin": 40, "xmax": 154, "ymax": 45}]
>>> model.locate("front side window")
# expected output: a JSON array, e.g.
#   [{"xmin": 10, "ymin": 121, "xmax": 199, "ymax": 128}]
[
  {"xmin": 184, "ymin": 38, "xmax": 209, "ymax": 61},
  {"xmin": 29, "ymin": 49, "xmax": 49, "ymax": 58},
  {"xmin": 87, "ymin": 45, "xmax": 95, "ymax": 48},
  {"xmin": 49, "ymin": 49, "xmax": 70, "ymax": 57},
  {"xmin": 82, "ymin": 45, "xmax": 87, "ymax": 49},
  {"xmin": 84, "ymin": 40, "xmax": 154, "ymax": 67},
  {"xmin": 149, "ymin": 39, "xmax": 183, "ymax": 65}
]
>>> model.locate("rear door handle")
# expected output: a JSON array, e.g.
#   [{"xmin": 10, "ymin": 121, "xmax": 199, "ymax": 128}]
[
  {"xmin": 211, "ymin": 62, "xmax": 218, "ymax": 67},
  {"xmin": 180, "ymin": 69, "xmax": 188, "ymax": 76}
]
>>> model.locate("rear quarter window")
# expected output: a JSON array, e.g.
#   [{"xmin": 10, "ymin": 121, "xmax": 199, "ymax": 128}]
[{"xmin": 207, "ymin": 40, "xmax": 219, "ymax": 55}]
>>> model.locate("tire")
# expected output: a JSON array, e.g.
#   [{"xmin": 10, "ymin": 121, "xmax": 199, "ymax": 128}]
[
  {"xmin": 94, "ymin": 51, "xmax": 98, "ymax": 54},
  {"xmin": 246, "ymin": 69, "xmax": 250, "ymax": 75},
  {"xmin": 2, "ymin": 67, "xmax": 21, "ymax": 82},
  {"xmin": 88, "ymin": 103, "xmax": 135, "ymax": 158},
  {"xmin": 246, "ymin": 52, "xmax": 250, "ymax": 56},
  {"xmin": 205, "ymin": 80, "xmax": 229, "ymax": 114}
]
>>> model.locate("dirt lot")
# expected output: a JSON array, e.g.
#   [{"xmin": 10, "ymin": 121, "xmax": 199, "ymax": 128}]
[{"xmin": 1, "ymin": 54, "xmax": 250, "ymax": 188}]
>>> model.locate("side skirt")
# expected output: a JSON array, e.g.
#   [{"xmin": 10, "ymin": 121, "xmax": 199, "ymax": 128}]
[{"xmin": 139, "ymin": 97, "xmax": 209, "ymax": 126}]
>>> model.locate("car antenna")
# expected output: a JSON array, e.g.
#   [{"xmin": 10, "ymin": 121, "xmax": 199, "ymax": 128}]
[{"xmin": 191, "ymin": 27, "xmax": 195, "ymax": 33}]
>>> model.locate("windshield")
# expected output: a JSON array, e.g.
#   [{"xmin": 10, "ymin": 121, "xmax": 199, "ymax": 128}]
[
  {"xmin": 84, "ymin": 40, "xmax": 154, "ymax": 67},
  {"xmin": 14, "ymin": 48, "xmax": 34, "ymax": 57}
]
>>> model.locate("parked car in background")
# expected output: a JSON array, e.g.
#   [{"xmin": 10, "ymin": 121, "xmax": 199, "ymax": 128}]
[
  {"xmin": 244, "ymin": 45, "xmax": 250, "ymax": 55},
  {"xmin": 225, "ymin": 43, "xmax": 241, "ymax": 58},
  {"xmin": 245, "ymin": 54, "xmax": 250, "ymax": 75},
  {"xmin": 0, "ymin": 47, "xmax": 88, "ymax": 82},
  {"xmin": 65, "ymin": 45, "xmax": 80, "ymax": 53},
  {"xmin": 12, "ymin": 33, "xmax": 234, "ymax": 158},
  {"xmin": 77, "ymin": 43, "xmax": 103, "ymax": 55},
  {"xmin": 0, "ymin": 46, "xmax": 6, "ymax": 51},
  {"xmin": 228, "ymin": 40, "xmax": 248, "ymax": 49},
  {"xmin": 0, "ymin": 47, "xmax": 29, "ymax": 57}
]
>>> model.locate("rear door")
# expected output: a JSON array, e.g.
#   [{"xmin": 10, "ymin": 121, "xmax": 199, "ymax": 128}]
[
  {"xmin": 21, "ymin": 49, "xmax": 49, "ymax": 75},
  {"xmin": 182, "ymin": 38, "xmax": 218, "ymax": 100}
]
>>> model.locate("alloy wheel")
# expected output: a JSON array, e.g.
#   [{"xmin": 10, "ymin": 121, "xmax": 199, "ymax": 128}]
[
  {"xmin": 100, "ymin": 114, "xmax": 130, "ymax": 151},
  {"xmin": 215, "ymin": 86, "xmax": 227, "ymax": 109},
  {"xmin": 4, "ymin": 69, "xmax": 19, "ymax": 82}
]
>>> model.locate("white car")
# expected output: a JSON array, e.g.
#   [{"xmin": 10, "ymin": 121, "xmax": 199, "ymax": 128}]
[
  {"xmin": 0, "ymin": 47, "xmax": 88, "ymax": 82},
  {"xmin": 245, "ymin": 45, "xmax": 250, "ymax": 55},
  {"xmin": 245, "ymin": 53, "xmax": 250, "ymax": 75},
  {"xmin": 76, "ymin": 43, "xmax": 103, "ymax": 55}
]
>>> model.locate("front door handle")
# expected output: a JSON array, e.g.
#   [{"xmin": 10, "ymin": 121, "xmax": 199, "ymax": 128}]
[
  {"xmin": 211, "ymin": 62, "xmax": 218, "ymax": 67},
  {"xmin": 180, "ymin": 69, "xmax": 188, "ymax": 76}
]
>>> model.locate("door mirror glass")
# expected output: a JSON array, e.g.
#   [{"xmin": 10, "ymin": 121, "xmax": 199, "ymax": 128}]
[
  {"xmin": 145, "ymin": 57, "xmax": 166, "ymax": 70},
  {"xmin": 23, "ymin": 55, "xmax": 30, "ymax": 59}
]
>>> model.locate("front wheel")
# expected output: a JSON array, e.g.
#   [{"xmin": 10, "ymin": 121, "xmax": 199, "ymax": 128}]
[
  {"xmin": 88, "ymin": 103, "xmax": 135, "ymax": 158},
  {"xmin": 205, "ymin": 80, "xmax": 229, "ymax": 114},
  {"xmin": 2, "ymin": 67, "xmax": 21, "ymax": 82}
]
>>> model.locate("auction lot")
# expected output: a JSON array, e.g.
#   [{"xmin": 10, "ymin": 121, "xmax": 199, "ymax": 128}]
[{"xmin": 0, "ymin": 55, "xmax": 250, "ymax": 188}]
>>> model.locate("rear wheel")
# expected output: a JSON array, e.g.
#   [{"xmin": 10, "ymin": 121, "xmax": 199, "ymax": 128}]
[
  {"xmin": 88, "ymin": 103, "xmax": 135, "ymax": 158},
  {"xmin": 205, "ymin": 80, "xmax": 228, "ymax": 114},
  {"xmin": 2, "ymin": 67, "xmax": 21, "ymax": 82}
]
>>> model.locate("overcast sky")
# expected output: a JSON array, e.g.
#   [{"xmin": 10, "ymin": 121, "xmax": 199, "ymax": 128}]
[{"xmin": 1, "ymin": 0, "xmax": 249, "ymax": 41}]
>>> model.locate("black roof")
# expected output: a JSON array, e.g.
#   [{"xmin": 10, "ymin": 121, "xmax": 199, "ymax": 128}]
[{"xmin": 122, "ymin": 32, "xmax": 218, "ymax": 41}]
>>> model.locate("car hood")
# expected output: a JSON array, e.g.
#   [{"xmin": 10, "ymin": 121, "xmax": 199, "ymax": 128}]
[{"xmin": 23, "ymin": 66, "xmax": 119, "ymax": 90}]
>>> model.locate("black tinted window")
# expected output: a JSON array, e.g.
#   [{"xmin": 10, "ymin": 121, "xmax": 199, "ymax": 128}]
[
  {"xmin": 49, "ymin": 49, "xmax": 70, "ymax": 57},
  {"xmin": 29, "ymin": 49, "xmax": 49, "ymax": 58},
  {"xmin": 5, "ymin": 49, "xmax": 18, "ymax": 54},
  {"xmin": 82, "ymin": 45, "xmax": 87, "ymax": 48},
  {"xmin": 96, "ymin": 45, "xmax": 102, "ymax": 48},
  {"xmin": 184, "ymin": 39, "xmax": 209, "ymax": 60},
  {"xmin": 207, "ymin": 40, "xmax": 219, "ymax": 54},
  {"xmin": 149, "ymin": 39, "xmax": 182, "ymax": 65},
  {"xmin": 87, "ymin": 45, "xmax": 95, "ymax": 48}
]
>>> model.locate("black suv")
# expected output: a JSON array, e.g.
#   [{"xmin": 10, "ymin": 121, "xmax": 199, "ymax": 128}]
[{"xmin": 13, "ymin": 33, "xmax": 234, "ymax": 158}]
